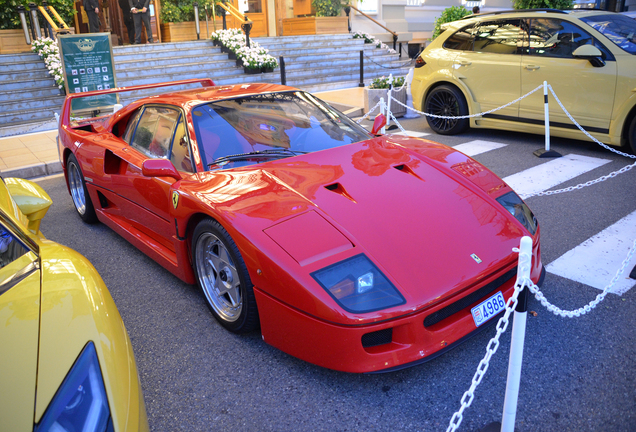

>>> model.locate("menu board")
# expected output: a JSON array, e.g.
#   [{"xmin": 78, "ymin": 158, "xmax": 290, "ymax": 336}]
[{"xmin": 58, "ymin": 33, "xmax": 118, "ymax": 112}]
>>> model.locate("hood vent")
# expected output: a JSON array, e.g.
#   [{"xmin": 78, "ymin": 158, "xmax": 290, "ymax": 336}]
[
  {"xmin": 393, "ymin": 164, "xmax": 424, "ymax": 181},
  {"xmin": 324, "ymin": 182, "xmax": 356, "ymax": 203}
]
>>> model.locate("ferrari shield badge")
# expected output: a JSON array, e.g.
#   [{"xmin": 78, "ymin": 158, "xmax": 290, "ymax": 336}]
[
  {"xmin": 172, "ymin": 191, "xmax": 179, "ymax": 209},
  {"xmin": 471, "ymin": 254, "xmax": 482, "ymax": 264}
]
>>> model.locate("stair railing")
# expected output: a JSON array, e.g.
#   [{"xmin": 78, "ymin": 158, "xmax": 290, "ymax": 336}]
[
  {"xmin": 17, "ymin": 2, "xmax": 69, "ymax": 45},
  {"xmin": 345, "ymin": 4, "xmax": 399, "ymax": 50},
  {"xmin": 217, "ymin": 1, "xmax": 254, "ymax": 47}
]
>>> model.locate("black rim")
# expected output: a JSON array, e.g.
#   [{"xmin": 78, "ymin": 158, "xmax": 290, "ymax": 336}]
[{"xmin": 427, "ymin": 90, "xmax": 460, "ymax": 132}]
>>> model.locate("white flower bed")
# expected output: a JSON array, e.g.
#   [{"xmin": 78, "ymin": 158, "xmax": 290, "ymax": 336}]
[
  {"xmin": 31, "ymin": 37, "xmax": 65, "ymax": 89},
  {"xmin": 352, "ymin": 31, "xmax": 397, "ymax": 54},
  {"xmin": 211, "ymin": 28, "xmax": 278, "ymax": 70}
]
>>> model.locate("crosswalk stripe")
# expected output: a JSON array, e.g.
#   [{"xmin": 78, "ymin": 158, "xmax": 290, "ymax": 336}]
[
  {"xmin": 390, "ymin": 130, "xmax": 430, "ymax": 138},
  {"xmin": 503, "ymin": 154, "xmax": 612, "ymax": 197},
  {"xmin": 546, "ymin": 211, "xmax": 636, "ymax": 295},
  {"xmin": 453, "ymin": 140, "xmax": 508, "ymax": 157}
]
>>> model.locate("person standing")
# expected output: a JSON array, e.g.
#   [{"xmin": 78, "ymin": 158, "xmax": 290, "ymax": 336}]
[
  {"xmin": 129, "ymin": 0, "xmax": 154, "ymax": 44},
  {"xmin": 118, "ymin": 0, "xmax": 135, "ymax": 44},
  {"xmin": 83, "ymin": 0, "xmax": 101, "ymax": 33}
]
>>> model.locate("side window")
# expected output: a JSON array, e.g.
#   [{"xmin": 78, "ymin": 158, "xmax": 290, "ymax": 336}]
[
  {"xmin": 473, "ymin": 19, "xmax": 524, "ymax": 54},
  {"xmin": 122, "ymin": 108, "xmax": 143, "ymax": 144},
  {"xmin": 130, "ymin": 106, "xmax": 181, "ymax": 159},
  {"xmin": 527, "ymin": 19, "xmax": 594, "ymax": 58},
  {"xmin": 443, "ymin": 24, "xmax": 478, "ymax": 51},
  {"xmin": 169, "ymin": 116, "xmax": 195, "ymax": 173},
  {"xmin": 0, "ymin": 224, "xmax": 28, "ymax": 270}
]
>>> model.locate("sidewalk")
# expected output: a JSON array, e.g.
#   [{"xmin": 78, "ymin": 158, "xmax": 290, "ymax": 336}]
[{"xmin": 0, "ymin": 86, "xmax": 365, "ymax": 180}]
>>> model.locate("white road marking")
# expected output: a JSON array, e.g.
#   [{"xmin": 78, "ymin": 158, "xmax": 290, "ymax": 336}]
[
  {"xmin": 453, "ymin": 140, "xmax": 508, "ymax": 157},
  {"xmin": 546, "ymin": 211, "xmax": 636, "ymax": 295},
  {"xmin": 503, "ymin": 154, "xmax": 612, "ymax": 197},
  {"xmin": 390, "ymin": 130, "xmax": 430, "ymax": 138}
]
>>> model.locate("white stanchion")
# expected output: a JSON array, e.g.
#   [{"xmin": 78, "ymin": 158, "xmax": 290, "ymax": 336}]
[
  {"xmin": 532, "ymin": 81, "xmax": 561, "ymax": 158},
  {"xmin": 386, "ymin": 74, "xmax": 394, "ymax": 130},
  {"xmin": 501, "ymin": 236, "xmax": 532, "ymax": 432},
  {"xmin": 380, "ymin": 97, "xmax": 387, "ymax": 135}
]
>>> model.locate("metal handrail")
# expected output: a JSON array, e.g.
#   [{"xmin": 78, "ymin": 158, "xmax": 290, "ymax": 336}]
[
  {"xmin": 346, "ymin": 4, "xmax": 398, "ymax": 49},
  {"xmin": 217, "ymin": 1, "xmax": 252, "ymax": 24},
  {"xmin": 42, "ymin": 4, "xmax": 70, "ymax": 30}
]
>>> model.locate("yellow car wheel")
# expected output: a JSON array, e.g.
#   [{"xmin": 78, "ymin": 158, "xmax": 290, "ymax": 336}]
[
  {"xmin": 424, "ymin": 85, "xmax": 469, "ymax": 135},
  {"xmin": 628, "ymin": 116, "xmax": 636, "ymax": 155}
]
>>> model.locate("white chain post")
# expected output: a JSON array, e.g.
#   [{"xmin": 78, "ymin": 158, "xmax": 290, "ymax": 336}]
[
  {"xmin": 386, "ymin": 74, "xmax": 394, "ymax": 130},
  {"xmin": 533, "ymin": 81, "xmax": 561, "ymax": 158},
  {"xmin": 501, "ymin": 236, "xmax": 532, "ymax": 432},
  {"xmin": 380, "ymin": 97, "xmax": 387, "ymax": 135}
]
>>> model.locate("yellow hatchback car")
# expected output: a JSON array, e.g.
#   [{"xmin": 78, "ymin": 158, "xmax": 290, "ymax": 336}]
[
  {"xmin": 412, "ymin": 9, "xmax": 636, "ymax": 153},
  {"xmin": 0, "ymin": 177, "xmax": 148, "ymax": 431}
]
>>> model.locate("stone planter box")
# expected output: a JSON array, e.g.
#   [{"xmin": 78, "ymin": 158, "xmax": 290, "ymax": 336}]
[
  {"xmin": 364, "ymin": 87, "xmax": 407, "ymax": 118},
  {"xmin": 160, "ymin": 21, "xmax": 198, "ymax": 43},
  {"xmin": 282, "ymin": 16, "xmax": 348, "ymax": 36},
  {"xmin": 244, "ymin": 67, "xmax": 261, "ymax": 74},
  {"xmin": 0, "ymin": 28, "xmax": 73, "ymax": 54}
]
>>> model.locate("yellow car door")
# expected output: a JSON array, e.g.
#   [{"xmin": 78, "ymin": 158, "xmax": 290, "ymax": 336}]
[
  {"xmin": 0, "ymin": 218, "xmax": 41, "ymax": 432},
  {"xmin": 453, "ymin": 18, "xmax": 524, "ymax": 119},
  {"xmin": 520, "ymin": 17, "xmax": 617, "ymax": 133}
]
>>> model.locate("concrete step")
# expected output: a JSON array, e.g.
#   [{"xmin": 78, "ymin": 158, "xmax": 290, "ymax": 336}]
[
  {"xmin": 2, "ymin": 85, "xmax": 63, "ymax": 101},
  {"xmin": 1, "ymin": 60, "xmax": 48, "ymax": 73},
  {"xmin": 0, "ymin": 77, "xmax": 58, "ymax": 92},
  {"xmin": 0, "ymin": 69, "xmax": 51, "ymax": 82},
  {"xmin": 264, "ymin": 44, "xmax": 378, "ymax": 57},
  {"xmin": 114, "ymin": 47, "xmax": 224, "ymax": 63},
  {"xmin": 114, "ymin": 55, "xmax": 235, "ymax": 72},
  {"xmin": 113, "ymin": 40, "xmax": 213, "ymax": 54},
  {"xmin": 280, "ymin": 53, "xmax": 408, "ymax": 70},
  {"xmin": 0, "ymin": 105, "xmax": 60, "ymax": 125},
  {"xmin": 0, "ymin": 52, "xmax": 41, "ymax": 63},
  {"xmin": 253, "ymin": 34, "xmax": 352, "ymax": 44},
  {"xmin": 116, "ymin": 63, "xmax": 244, "ymax": 83},
  {"xmin": 256, "ymin": 38, "xmax": 366, "ymax": 50},
  {"xmin": 0, "ymin": 95, "xmax": 64, "ymax": 112}
]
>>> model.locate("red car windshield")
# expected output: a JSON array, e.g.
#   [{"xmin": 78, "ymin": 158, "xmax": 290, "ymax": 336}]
[{"xmin": 191, "ymin": 91, "xmax": 371, "ymax": 170}]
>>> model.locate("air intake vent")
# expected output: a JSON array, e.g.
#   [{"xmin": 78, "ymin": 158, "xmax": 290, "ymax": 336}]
[
  {"xmin": 423, "ymin": 267, "xmax": 517, "ymax": 328},
  {"xmin": 361, "ymin": 328, "xmax": 393, "ymax": 348},
  {"xmin": 324, "ymin": 182, "xmax": 356, "ymax": 203},
  {"xmin": 393, "ymin": 164, "xmax": 423, "ymax": 180}
]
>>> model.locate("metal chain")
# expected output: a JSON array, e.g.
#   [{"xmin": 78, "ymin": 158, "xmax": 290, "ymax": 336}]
[
  {"xmin": 526, "ymin": 237, "xmax": 636, "ymax": 318},
  {"xmin": 392, "ymin": 85, "xmax": 544, "ymax": 120},
  {"xmin": 447, "ymin": 247, "xmax": 531, "ymax": 432},
  {"xmin": 356, "ymin": 99, "xmax": 383, "ymax": 124},
  {"xmin": 363, "ymin": 53, "xmax": 415, "ymax": 70},
  {"xmin": 522, "ymin": 161, "xmax": 636, "ymax": 199},
  {"xmin": 388, "ymin": 111, "xmax": 407, "ymax": 134},
  {"xmin": 548, "ymin": 84, "xmax": 636, "ymax": 160}
]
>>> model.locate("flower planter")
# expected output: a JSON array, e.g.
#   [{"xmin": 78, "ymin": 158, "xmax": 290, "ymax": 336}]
[
  {"xmin": 244, "ymin": 67, "xmax": 261, "ymax": 74},
  {"xmin": 160, "ymin": 22, "xmax": 198, "ymax": 43},
  {"xmin": 228, "ymin": 51, "xmax": 237, "ymax": 60},
  {"xmin": 261, "ymin": 66, "xmax": 274, "ymax": 73},
  {"xmin": 236, "ymin": 59, "xmax": 244, "ymax": 67},
  {"xmin": 364, "ymin": 87, "xmax": 407, "ymax": 118},
  {"xmin": 282, "ymin": 16, "xmax": 348, "ymax": 36}
]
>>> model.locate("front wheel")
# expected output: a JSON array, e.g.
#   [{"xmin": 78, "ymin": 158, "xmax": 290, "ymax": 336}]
[
  {"xmin": 192, "ymin": 218, "xmax": 259, "ymax": 333},
  {"xmin": 424, "ymin": 85, "xmax": 469, "ymax": 135},
  {"xmin": 66, "ymin": 153, "xmax": 97, "ymax": 223},
  {"xmin": 628, "ymin": 115, "xmax": 636, "ymax": 155}
]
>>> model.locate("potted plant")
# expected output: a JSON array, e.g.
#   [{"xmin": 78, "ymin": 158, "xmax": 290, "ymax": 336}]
[{"xmin": 364, "ymin": 76, "xmax": 407, "ymax": 118}]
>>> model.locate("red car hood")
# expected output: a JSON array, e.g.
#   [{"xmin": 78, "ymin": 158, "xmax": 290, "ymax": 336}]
[{"xmin": 190, "ymin": 136, "xmax": 524, "ymax": 312}]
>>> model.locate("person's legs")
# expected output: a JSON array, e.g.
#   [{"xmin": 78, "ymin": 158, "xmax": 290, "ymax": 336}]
[
  {"xmin": 88, "ymin": 11, "xmax": 100, "ymax": 32},
  {"xmin": 141, "ymin": 11, "xmax": 153, "ymax": 43},
  {"xmin": 133, "ymin": 13, "xmax": 142, "ymax": 44}
]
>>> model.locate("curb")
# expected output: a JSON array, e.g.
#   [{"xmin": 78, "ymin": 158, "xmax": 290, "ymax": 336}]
[{"xmin": 0, "ymin": 160, "xmax": 63, "ymax": 180}]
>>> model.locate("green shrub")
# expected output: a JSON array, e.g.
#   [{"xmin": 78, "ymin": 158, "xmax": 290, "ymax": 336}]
[
  {"xmin": 160, "ymin": 2, "xmax": 182, "ymax": 23},
  {"xmin": 432, "ymin": 6, "xmax": 471, "ymax": 40},
  {"xmin": 512, "ymin": 0, "xmax": 573, "ymax": 9},
  {"xmin": 1, "ymin": 0, "xmax": 75, "ymax": 30},
  {"xmin": 311, "ymin": 0, "xmax": 345, "ymax": 17}
]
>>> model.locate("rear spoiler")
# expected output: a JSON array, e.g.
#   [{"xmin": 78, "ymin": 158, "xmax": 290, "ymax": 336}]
[{"xmin": 59, "ymin": 78, "xmax": 215, "ymax": 128}]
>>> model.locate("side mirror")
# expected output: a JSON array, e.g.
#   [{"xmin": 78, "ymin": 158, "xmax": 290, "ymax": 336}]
[
  {"xmin": 371, "ymin": 114, "xmax": 387, "ymax": 135},
  {"xmin": 142, "ymin": 159, "xmax": 182, "ymax": 181},
  {"xmin": 572, "ymin": 45, "xmax": 605, "ymax": 67}
]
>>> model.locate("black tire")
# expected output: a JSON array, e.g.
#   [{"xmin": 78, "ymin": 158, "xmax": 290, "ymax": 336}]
[
  {"xmin": 192, "ymin": 218, "xmax": 259, "ymax": 333},
  {"xmin": 424, "ymin": 84, "xmax": 469, "ymax": 135},
  {"xmin": 628, "ymin": 115, "xmax": 636, "ymax": 155},
  {"xmin": 66, "ymin": 153, "xmax": 98, "ymax": 223}
]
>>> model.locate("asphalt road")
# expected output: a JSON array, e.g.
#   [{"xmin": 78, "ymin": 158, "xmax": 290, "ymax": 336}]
[{"xmin": 36, "ymin": 118, "xmax": 636, "ymax": 432}]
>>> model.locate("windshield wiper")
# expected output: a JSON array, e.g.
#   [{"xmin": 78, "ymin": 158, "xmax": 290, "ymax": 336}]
[{"xmin": 208, "ymin": 148, "xmax": 308, "ymax": 167}]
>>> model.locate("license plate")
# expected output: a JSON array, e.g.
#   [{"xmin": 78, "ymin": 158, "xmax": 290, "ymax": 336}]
[{"xmin": 471, "ymin": 291, "xmax": 505, "ymax": 327}]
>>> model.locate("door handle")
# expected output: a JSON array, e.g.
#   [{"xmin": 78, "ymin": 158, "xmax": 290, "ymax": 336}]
[
  {"xmin": 525, "ymin": 65, "xmax": 540, "ymax": 70},
  {"xmin": 458, "ymin": 61, "xmax": 472, "ymax": 66}
]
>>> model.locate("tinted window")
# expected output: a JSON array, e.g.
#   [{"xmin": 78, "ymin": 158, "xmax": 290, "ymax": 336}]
[
  {"xmin": 192, "ymin": 91, "xmax": 371, "ymax": 171},
  {"xmin": 0, "ymin": 224, "xmax": 28, "ymax": 270},
  {"xmin": 131, "ymin": 107, "xmax": 180, "ymax": 159},
  {"xmin": 473, "ymin": 19, "xmax": 524, "ymax": 54},
  {"xmin": 122, "ymin": 108, "xmax": 142, "ymax": 144},
  {"xmin": 169, "ymin": 116, "xmax": 194, "ymax": 173},
  {"xmin": 580, "ymin": 14, "xmax": 636, "ymax": 55},
  {"xmin": 527, "ymin": 18, "xmax": 596, "ymax": 58},
  {"xmin": 443, "ymin": 24, "xmax": 478, "ymax": 51}
]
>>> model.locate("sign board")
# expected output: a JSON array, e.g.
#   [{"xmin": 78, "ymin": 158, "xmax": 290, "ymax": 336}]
[{"xmin": 58, "ymin": 33, "xmax": 118, "ymax": 112}]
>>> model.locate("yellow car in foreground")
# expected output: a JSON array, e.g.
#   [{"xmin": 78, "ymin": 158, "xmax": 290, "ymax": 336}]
[
  {"xmin": 0, "ymin": 176, "xmax": 148, "ymax": 431},
  {"xmin": 412, "ymin": 9, "xmax": 636, "ymax": 153}
]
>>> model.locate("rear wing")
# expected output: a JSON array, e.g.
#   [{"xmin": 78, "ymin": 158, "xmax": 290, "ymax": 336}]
[{"xmin": 59, "ymin": 78, "xmax": 215, "ymax": 128}]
